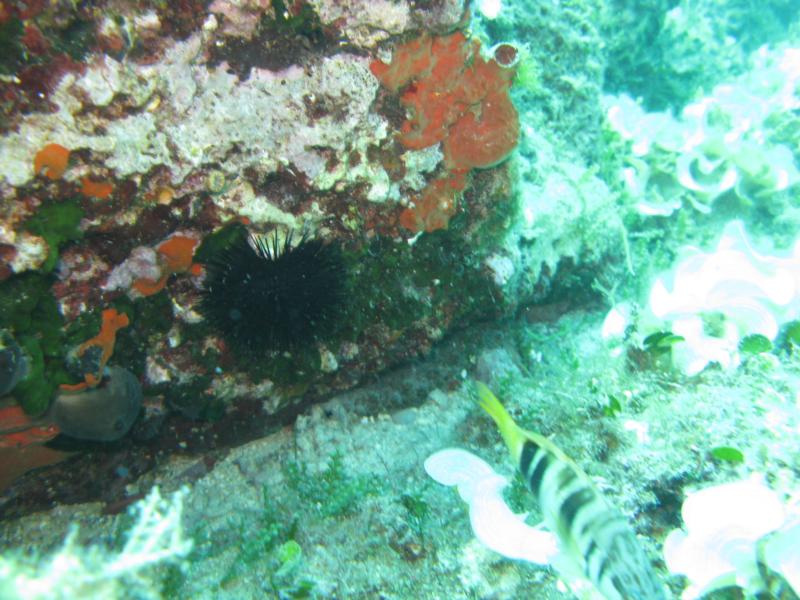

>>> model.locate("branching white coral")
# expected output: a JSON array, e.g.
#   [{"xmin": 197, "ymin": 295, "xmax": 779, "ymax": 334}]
[
  {"xmin": 0, "ymin": 486, "xmax": 192, "ymax": 600},
  {"xmin": 664, "ymin": 475, "xmax": 800, "ymax": 599}
]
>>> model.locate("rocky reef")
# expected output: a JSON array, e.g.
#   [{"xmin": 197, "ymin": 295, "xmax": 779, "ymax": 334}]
[
  {"xmin": 0, "ymin": 0, "xmax": 625, "ymax": 514},
  {"xmin": 0, "ymin": 0, "xmax": 477, "ymax": 419},
  {"xmin": 2, "ymin": 1, "xmax": 799, "ymax": 598},
  {"xmin": 0, "ymin": 0, "xmax": 800, "ymax": 589}
]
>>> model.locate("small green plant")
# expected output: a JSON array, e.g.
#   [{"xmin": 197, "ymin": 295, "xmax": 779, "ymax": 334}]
[
  {"xmin": 220, "ymin": 486, "xmax": 295, "ymax": 588},
  {"xmin": 219, "ymin": 498, "xmax": 316, "ymax": 597},
  {"xmin": 400, "ymin": 492, "xmax": 430, "ymax": 547},
  {"xmin": 602, "ymin": 393, "xmax": 623, "ymax": 418},
  {"xmin": 284, "ymin": 451, "xmax": 379, "ymax": 518},
  {"xmin": 710, "ymin": 446, "xmax": 745, "ymax": 465},
  {"xmin": 643, "ymin": 330, "xmax": 685, "ymax": 357},
  {"xmin": 739, "ymin": 334, "xmax": 773, "ymax": 355},
  {"xmin": 269, "ymin": 540, "xmax": 315, "ymax": 599},
  {"xmin": 785, "ymin": 321, "xmax": 800, "ymax": 347},
  {"xmin": 774, "ymin": 321, "xmax": 800, "ymax": 356}
]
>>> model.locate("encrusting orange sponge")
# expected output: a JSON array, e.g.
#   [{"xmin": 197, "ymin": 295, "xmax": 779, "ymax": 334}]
[
  {"xmin": 33, "ymin": 143, "xmax": 71, "ymax": 180},
  {"xmin": 61, "ymin": 308, "xmax": 130, "ymax": 390},
  {"xmin": 399, "ymin": 170, "xmax": 468, "ymax": 233},
  {"xmin": 132, "ymin": 274, "xmax": 169, "ymax": 297},
  {"xmin": 80, "ymin": 177, "xmax": 114, "ymax": 199},
  {"xmin": 133, "ymin": 235, "xmax": 200, "ymax": 297},
  {"xmin": 371, "ymin": 32, "xmax": 519, "ymax": 232},
  {"xmin": 371, "ymin": 32, "xmax": 519, "ymax": 171},
  {"xmin": 157, "ymin": 235, "xmax": 199, "ymax": 273}
]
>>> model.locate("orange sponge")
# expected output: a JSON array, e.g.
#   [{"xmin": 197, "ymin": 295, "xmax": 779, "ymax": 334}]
[
  {"xmin": 61, "ymin": 308, "xmax": 130, "ymax": 390},
  {"xmin": 133, "ymin": 235, "xmax": 200, "ymax": 297},
  {"xmin": 157, "ymin": 235, "xmax": 199, "ymax": 273},
  {"xmin": 371, "ymin": 32, "xmax": 519, "ymax": 232},
  {"xmin": 33, "ymin": 143, "xmax": 71, "ymax": 180},
  {"xmin": 80, "ymin": 177, "xmax": 114, "ymax": 199},
  {"xmin": 371, "ymin": 32, "xmax": 519, "ymax": 170},
  {"xmin": 399, "ymin": 170, "xmax": 467, "ymax": 233},
  {"xmin": 443, "ymin": 88, "xmax": 519, "ymax": 170}
]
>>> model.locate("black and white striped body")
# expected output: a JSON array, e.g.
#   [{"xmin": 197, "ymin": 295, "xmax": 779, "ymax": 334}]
[{"xmin": 519, "ymin": 438, "xmax": 666, "ymax": 600}]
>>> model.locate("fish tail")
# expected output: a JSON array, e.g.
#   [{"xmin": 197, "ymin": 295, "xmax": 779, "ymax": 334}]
[{"xmin": 475, "ymin": 381, "xmax": 524, "ymax": 459}]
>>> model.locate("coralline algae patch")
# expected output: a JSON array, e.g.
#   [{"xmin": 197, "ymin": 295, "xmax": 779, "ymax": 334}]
[
  {"xmin": 0, "ymin": 30, "xmax": 461, "ymax": 251},
  {"xmin": 0, "ymin": 48, "xmax": 380, "ymax": 190}
]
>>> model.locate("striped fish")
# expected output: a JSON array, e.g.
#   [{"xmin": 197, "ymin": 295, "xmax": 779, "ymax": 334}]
[{"xmin": 476, "ymin": 381, "xmax": 666, "ymax": 600}]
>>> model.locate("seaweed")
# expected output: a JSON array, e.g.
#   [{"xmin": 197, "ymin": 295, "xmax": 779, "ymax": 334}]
[
  {"xmin": 23, "ymin": 199, "xmax": 84, "ymax": 272},
  {"xmin": 52, "ymin": 19, "xmax": 96, "ymax": 62},
  {"xmin": 0, "ymin": 273, "xmax": 70, "ymax": 414},
  {"xmin": 283, "ymin": 451, "xmax": 380, "ymax": 518},
  {"xmin": 0, "ymin": 18, "xmax": 26, "ymax": 76},
  {"xmin": 208, "ymin": 0, "xmax": 334, "ymax": 77}
]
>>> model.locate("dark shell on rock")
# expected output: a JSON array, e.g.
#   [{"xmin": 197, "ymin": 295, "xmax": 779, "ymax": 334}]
[{"xmin": 52, "ymin": 366, "xmax": 142, "ymax": 442}]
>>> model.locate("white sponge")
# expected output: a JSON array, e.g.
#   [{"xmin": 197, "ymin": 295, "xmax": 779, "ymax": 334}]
[{"xmin": 425, "ymin": 448, "xmax": 558, "ymax": 565}]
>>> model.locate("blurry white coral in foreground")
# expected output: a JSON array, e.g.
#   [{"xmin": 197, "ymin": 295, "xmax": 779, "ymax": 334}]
[
  {"xmin": 664, "ymin": 475, "xmax": 800, "ymax": 599},
  {"xmin": 0, "ymin": 486, "xmax": 192, "ymax": 600}
]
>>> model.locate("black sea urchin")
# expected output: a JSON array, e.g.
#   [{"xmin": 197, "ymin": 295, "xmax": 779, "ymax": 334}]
[{"xmin": 199, "ymin": 230, "xmax": 346, "ymax": 354}]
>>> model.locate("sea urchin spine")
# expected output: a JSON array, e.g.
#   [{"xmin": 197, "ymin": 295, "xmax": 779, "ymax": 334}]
[{"xmin": 199, "ymin": 230, "xmax": 346, "ymax": 355}]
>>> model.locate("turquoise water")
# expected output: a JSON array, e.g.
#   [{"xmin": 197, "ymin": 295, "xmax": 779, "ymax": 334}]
[{"xmin": 0, "ymin": 1, "xmax": 799, "ymax": 598}]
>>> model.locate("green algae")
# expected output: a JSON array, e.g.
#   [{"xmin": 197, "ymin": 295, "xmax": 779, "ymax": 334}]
[
  {"xmin": 340, "ymin": 229, "xmax": 499, "ymax": 336},
  {"xmin": 0, "ymin": 273, "xmax": 69, "ymax": 414},
  {"xmin": 0, "ymin": 18, "xmax": 25, "ymax": 76},
  {"xmin": 160, "ymin": 375, "xmax": 222, "ymax": 421},
  {"xmin": 52, "ymin": 19, "xmax": 96, "ymax": 62},
  {"xmin": 263, "ymin": 0, "xmax": 324, "ymax": 41},
  {"xmin": 132, "ymin": 292, "xmax": 173, "ymax": 336},
  {"xmin": 283, "ymin": 451, "xmax": 380, "ymax": 518},
  {"xmin": 193, "ymin": 222, "xmax": 248, "ymax": 266},
  {"xmin": 63, "ymin": 310, "xmax": 102, "ymax": 348},
  {"xmin": 12, "ymin": 336, "xmax": 54, "ymax": 416},
  {"xmin": 0, "ymin": 270, "xmax": 139, "ymax": 415},
  {"xmin": 23, "ymin": 199, "xmax": 84, "ymax": 272}
]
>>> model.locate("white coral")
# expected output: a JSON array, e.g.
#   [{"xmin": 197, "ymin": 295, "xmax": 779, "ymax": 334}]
[
  {"xmin": 604, "ymin": 46, "xmax": 800, "ymax": 216},
  {"xmin": 647, "ymin": 220, "xmax": 800, "ymax": 374},
  {"xmin": 664, "ymin": 475, "xmax": 800, "ymax": 599},
  {"xmin": 0, "ymin": 486, "xmax": 192, "ymax": 600},
  {"xmin": 604, "ymin": 220, "xmax": 800, "ymax": 375}
]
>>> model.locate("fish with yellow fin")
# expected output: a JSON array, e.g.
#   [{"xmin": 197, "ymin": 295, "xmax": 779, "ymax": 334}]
[{"xmin": 476, "ymin": 381, "xmax": 666, "ymax": 600}]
